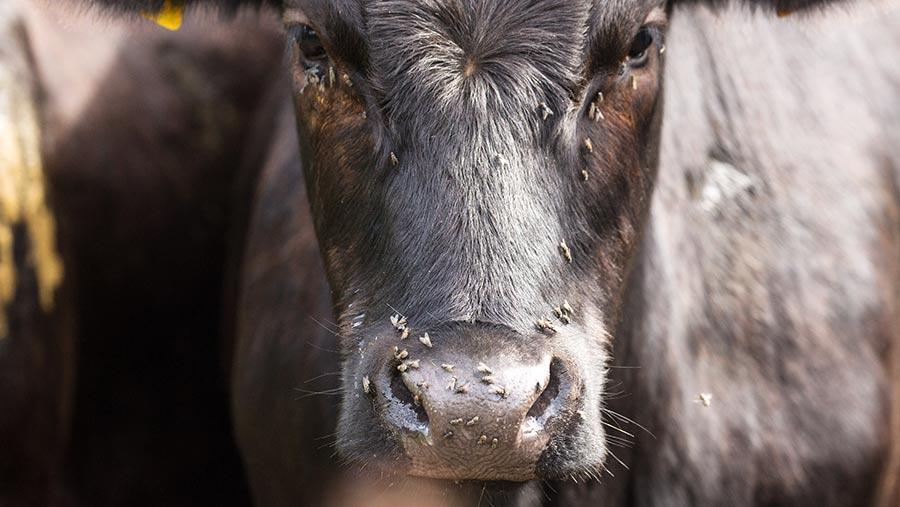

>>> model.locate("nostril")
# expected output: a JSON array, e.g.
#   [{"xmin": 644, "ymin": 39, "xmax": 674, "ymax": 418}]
[
  {"xmin": 526, "ymin": 358, "xmax": 567, "ymax": 427},
  {"xmin": 389, "ymin": 370, "xmax": 429, "ymax": 428}
]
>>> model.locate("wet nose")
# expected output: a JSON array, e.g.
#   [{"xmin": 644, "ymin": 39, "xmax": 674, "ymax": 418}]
[{"xmin": 371, "ymin": 325, "xmax": 576, "ymax": 481}]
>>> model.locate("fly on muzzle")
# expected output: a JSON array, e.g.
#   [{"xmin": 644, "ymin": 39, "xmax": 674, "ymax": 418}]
[{"xmin": 366, "ymin": 322, "xmax": 580, "ymax": 481}]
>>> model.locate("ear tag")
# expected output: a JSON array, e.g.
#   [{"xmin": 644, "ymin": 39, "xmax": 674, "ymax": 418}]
[
  {"xmin": 142, "ymin": 0, "xmax": 185, "ymax": 31},
  {"xmin": 776, "ymin": 8, "xmax": 794, "ymax": 17}
]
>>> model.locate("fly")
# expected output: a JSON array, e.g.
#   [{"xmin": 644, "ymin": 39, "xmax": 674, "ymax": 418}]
[
  {"xmin": 559, "ymin": 241, "xmax": 572, "ymax": 263},
  {"xmin": 538, "ymin": 102, "xmax": 554, "ymax": 121}
]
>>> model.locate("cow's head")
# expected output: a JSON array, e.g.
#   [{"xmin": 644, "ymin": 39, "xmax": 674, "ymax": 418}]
[
  {"xmin": 92, "ymin": 0, "xmax": 844, "ymax": 484},
  {"xmin": 286, "ymin": 0, "xmax": 667, "ymax": 482}
]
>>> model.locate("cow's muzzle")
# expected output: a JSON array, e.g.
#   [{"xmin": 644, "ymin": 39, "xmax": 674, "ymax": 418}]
[{"xmin": 368, "ymin": 322, "xmax": 581, "ymax": 481}]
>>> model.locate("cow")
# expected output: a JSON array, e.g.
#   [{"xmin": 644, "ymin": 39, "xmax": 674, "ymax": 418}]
[
  {"xmin": 0, "ymin": 2, "xmax": 72, "ymax": 505},
  {"xmin": 1, "ymin": 2, "xmax": 285, "ymax": 505},
  {"xmin": 84, "ymin": 0, "xmax": 900, "ymax": 506}
]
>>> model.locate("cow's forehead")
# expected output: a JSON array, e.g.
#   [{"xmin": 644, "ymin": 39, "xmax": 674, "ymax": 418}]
[
  {"xmin": 287, "ymin": 0, "xmax": 661, "ymax": 123},
  {"xmin": 284, "ymin": 0, "xmax": 664, "ymax": 156},
  {"xmin": 365, "ymin": 0, "xmax": 592, "ymax": 115},
  {"xmin": 286, "ymin": 0, "xmax": 659, "ymax": 45}
]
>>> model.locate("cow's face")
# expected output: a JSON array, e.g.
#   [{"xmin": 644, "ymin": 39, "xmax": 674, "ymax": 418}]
[{"xmin": 285, "ymin": 0, "xmax": 666, "ymax": 482}]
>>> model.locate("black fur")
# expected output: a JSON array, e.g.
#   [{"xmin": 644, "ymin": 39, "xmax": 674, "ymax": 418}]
[
  {"xmin": 234, "ymin": 0, "xmax": 900, "ymax": 505},
  {"xmin": 61, "ymin": 0, "xmax": 899, "ymax": 505}
]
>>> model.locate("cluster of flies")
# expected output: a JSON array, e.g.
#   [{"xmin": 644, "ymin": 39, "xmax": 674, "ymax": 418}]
[
  {"xmin": 302, "ymin": 60, "xmax": 347, "ymax": 94},
  {"xmin": 536, "ymin": 299, "xmax": 575, "ymax": 335},
  {"xmin": 537, "ymin": 87, "xmax": 606, "ymax": 182},
  {"xmin": 534, "ymin": 241, "xmax": 576, "ymax": 334},
  {"xmin": 443, "ymin": 367, "xmax": 500, "ymax": 448},
  {"xmin": 362, "ymin": 315, "xmax": 512, "ymax": 448}
]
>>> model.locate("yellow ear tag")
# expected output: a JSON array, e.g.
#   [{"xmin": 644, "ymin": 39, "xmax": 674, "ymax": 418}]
[{"xmin": 142, "ymin": 0, "xmax": 185, "ymax": 31}]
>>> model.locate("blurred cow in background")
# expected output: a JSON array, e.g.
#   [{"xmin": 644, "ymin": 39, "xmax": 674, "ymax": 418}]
[
  {"xmin": 0, "ymin": 2, "xmax": 71, "ymax": 504},
  {"xmin": 2, "ymin": 1, "xmax": 284, "ymax": 505}
]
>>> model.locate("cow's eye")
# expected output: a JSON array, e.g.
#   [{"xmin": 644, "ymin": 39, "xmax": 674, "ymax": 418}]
[
  {"xmin": 627, "ymin": 27, "xmax": 655, "ymax": 67},
  {"xmin": 289, "ymin": 24, "xmax": 327, "ymax": 62}
]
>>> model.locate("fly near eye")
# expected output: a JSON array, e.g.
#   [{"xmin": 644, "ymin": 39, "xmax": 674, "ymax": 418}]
[
  {"xmin": 290, "ymin": 24, "xmax": 327, "ymax": 61},
  {"xmin": 627, "ymin": 27, "xmax": 655, "ymax": 65}
]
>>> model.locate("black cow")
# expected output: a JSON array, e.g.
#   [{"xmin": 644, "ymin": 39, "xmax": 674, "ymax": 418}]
[
  {"xmin": 2, "ymin": 3, "xmax": 284, "ymax": 505},
  {"xmin": 85, "ymin": 0, "xmax": 900, "ymax": 506}
]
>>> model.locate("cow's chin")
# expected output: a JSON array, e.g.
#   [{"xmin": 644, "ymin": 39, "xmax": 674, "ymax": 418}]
[
  {"xmin": 320, "ymin": 472, "xmax": 547, "ymax": 507},
  {"xmin": 325, "ymin": 454, "xmax": 612, "ymax": 507},
  {"xmin": 335, "ymin": 422, "xmax": 609, "ymax": 485}
]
